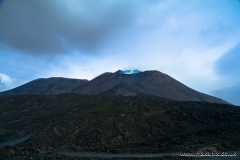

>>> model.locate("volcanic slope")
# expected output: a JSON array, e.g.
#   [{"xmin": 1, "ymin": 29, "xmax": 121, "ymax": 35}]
[
  {"xmin": 0, "ymin": 77, "xmax": 88, "ymax": 95},
  {"xmin": 0, "ymin": 94, "xmax": 240, "ymax": 159},
  {"xmin": 0, "ymin": 70, "xmax": 228, "ymax": 104},
  {"xmin": 72, "ymin": 70, "xmax": 228, "ymax": 104}
]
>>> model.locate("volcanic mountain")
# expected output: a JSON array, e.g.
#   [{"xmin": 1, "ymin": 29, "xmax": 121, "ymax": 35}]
[
  {"xmin": 0, "ymin": 77, "xmax": 88, "ymax": 95},
  {"xmin": 0, "ymin": 70, "xmax": 228, "ymax": 104},
  {"xmin": 72, "ymin": 70, "xmax": 228, "ymax": 104}
]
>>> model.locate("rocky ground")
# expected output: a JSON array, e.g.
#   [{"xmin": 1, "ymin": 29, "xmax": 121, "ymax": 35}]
[{"xmin": 0, "ymin": 94, "xmax": 240, "ymax": 159}]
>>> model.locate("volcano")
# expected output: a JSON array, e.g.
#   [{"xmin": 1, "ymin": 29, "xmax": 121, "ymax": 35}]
[
  {"xmin": 0, "ymin": 70, "xmax": 238, "ymax": 159},
  {"xmin": 72, "ymin": 70, "xmax": 228, "ymax": 104},
  {"xmin": 0, "ymin": 70, "xmax": 228, "ymax": 104}
]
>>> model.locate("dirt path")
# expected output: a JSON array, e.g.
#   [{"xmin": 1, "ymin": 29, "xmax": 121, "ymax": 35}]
[
  {"xmin": 54, "ymin": 151, "xmax": 181, "ymax": 158},
  {"xmin": 0, "ymin": 134, "xmax": 32, "ymax": 147}
]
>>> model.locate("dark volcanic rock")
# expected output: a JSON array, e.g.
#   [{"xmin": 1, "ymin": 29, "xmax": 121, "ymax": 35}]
[{"xmin": 0, "ymin": 94, "xmax": 239, "ymax": 160}]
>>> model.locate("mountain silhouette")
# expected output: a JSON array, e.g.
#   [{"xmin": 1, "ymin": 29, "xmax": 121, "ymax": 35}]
[
  {"xmin": 72, "ymin": 70, "xmax": 228, "ymax": 104},
  {"xmin": 0, "ymin": 70, "xmax": 228, "ymax": 104},
  {"xmin": 0, "ymin": 77, "xmax": 88, "ymax": 95}
]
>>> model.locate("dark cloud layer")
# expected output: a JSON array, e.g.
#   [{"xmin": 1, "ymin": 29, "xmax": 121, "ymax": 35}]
[{"xmin": 0, "ymin": 0, "xmax": 145, "ymax": 55}]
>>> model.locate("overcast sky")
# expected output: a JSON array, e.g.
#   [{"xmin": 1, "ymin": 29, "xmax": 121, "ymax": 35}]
[{"xmin": 0, "ymin": 0, "xmax": 240, "ymax": 105}]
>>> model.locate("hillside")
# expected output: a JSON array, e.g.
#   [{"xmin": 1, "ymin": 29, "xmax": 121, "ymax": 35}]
[
  {"xmin": 73, "ymin": 70, "xmax": 228, "ymax": 104},
  {"xmin": 0, "ymin": 77, "xmax": 88, "ymax": 95},
  {"xmin": 0, "ymin": 94, "xmax": 239, "ymax": 159},
  {"xmin": 0, "ymin": 70, "xmax": 229, "ymax": 104}
]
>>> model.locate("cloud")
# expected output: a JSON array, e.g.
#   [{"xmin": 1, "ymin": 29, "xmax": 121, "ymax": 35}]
[
  {"xmin": 215, "ymin": 42, "xmax": 240, "ymax": 78},
  {"xmin": 210, "ymin": 84, "xmax": 240, "ymax": 106},
  {"xmin": 0, "ymin": 73, "xmax": 14, "ymax": 91},
  {"xmin": 120, "ymin": 70, "xmax": 141, "ymax": 74},
  {"xmin": 0, "ymin": 0, "xmax": 143, "ymax": 55},
  {"xmin": 1, "ymin": 0, "xmax": 239, "ymax": 56},
  {"xmin": 0, "ymin": 76, "xmax": 6, "ymax": 91}
]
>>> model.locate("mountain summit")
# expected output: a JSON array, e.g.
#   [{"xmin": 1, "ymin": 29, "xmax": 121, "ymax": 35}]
[
  {"xmin": 119, "ymin": 69, "xmax": 141, "ymax": 74},
  {"xmin": 0, "ymin": 70, "xmax": 228, "ymax": 104}
]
